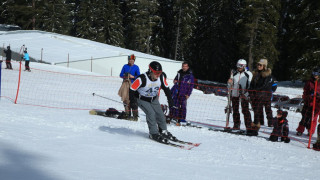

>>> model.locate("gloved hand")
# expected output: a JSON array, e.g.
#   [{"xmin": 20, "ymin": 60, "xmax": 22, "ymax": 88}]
[{"xmin": 168, "ymin": 99, "xmax": 177, "ymax": 109}]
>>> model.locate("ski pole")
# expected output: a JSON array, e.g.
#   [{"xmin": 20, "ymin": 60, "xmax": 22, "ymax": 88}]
[{"xmin": 92, "ymin": 93, "xmax": 127, "ymax": 106}]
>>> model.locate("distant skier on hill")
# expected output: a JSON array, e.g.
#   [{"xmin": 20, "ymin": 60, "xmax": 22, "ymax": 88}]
[
  {"xmin": 3, "ymin": 45, "xmax": 13, "ymax": 69},
  {"xmin": 22, "ymin": 48, "xmax": 30, "ymax": 71},
  {"xmin": 129, "ymin": 61, "xmax": 176, "ymax": 143}
]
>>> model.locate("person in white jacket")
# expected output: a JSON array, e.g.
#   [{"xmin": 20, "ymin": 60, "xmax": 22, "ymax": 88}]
[{"xmin": 227, "ymin": 59, "xmax": 254, "ymax": 134}]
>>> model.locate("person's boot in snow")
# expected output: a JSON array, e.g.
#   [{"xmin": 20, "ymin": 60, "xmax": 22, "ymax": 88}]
[
  {"xmin": 160, "ymin": 130, "xmax": 177, "ymax": 141},
  {"xmin": 149, "ymin": 134, "xmax": 168, "ymax": 143}
]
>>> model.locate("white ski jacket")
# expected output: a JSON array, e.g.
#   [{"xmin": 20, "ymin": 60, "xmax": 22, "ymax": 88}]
[{"xmin": 230, "ymin": 69, "xmax": 252, "ymax": 97}]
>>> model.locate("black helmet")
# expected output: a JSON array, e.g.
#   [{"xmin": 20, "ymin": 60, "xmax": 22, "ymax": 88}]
[
  {"xmin": 7, "ymin": 46, "xmax": 10, "ymax": 50},
  {"xmin": 277, "ymin": 109, "xmax": 288, "ymax": 118},
  {"xmin": 149, "ymin": 61, "xmax": 162, "ymax": 75},
  {"xmin": 312, "ymin": 67, "xmax": 320, "ymax": 76}
]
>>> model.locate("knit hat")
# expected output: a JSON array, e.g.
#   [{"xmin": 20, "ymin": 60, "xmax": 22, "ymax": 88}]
[{"xmin": 258, "ymin": 59, "xmax": 268, "ymax": 67}]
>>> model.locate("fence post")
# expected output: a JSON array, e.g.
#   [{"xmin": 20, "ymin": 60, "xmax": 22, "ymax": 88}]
[
  {"xmin": 67, "ymin": 53, "xmax": 69, "ymax": 68},
  {"xmin": 0, "ymin": 60, "xmax": 2, "ymax": 100},
  {"xmin": 41, "ymin": 48, "xmax": 43, "ymax": 62}
]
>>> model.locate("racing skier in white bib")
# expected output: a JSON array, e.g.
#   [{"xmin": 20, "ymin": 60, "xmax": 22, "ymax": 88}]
[{"xmin": 129, "ymin": 61, "xmax": 176, "ymax": 143}]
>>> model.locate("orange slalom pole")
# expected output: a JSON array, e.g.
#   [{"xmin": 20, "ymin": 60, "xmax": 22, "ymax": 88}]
[{"xmin": 14, "ymin": 61, "xmax": 22, "ymax": 104}]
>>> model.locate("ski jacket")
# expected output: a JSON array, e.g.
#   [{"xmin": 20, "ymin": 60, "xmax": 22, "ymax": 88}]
[
  {"xmin": 230, "ymin": 69, "xmax": 252, "ymax": 97},
  {"xmin": 302, "ymin": 77, "xmax": 320, "ymax": 108},
  {"xmin": 271, "ymin": 116, "xmax": 289, "ymax": 137},
  {"xmin": 3, "ymin": 49, "xmax": 12, "ymax": 60},
  {"xmin": 129, "ymin": 72, "xmax": 173, "ymax": 108},
  {"xmin": 249, "ymin": 68, "xmax": 274, "ymax": 98},
  {"xmin": 119, "ymin": 64, "xmax": 140, "ymax": 83},
  {"xmin": 23, "ymin": 53, "xmax": 30, "ymax": 61},
  {"xmin": 172, "ymin": 69, "xmax": 194, "ymax": 97}
]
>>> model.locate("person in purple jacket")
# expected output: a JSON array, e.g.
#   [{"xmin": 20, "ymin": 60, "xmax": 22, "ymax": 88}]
[{"xmin": 169, "ymin": 62, "xmax": 194, "ymax": 125}]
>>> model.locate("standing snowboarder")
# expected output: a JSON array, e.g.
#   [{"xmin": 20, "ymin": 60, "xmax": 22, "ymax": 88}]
[
  {"xmin": 227, "ymin": 59, "xmax": 253, "ymax": 134},
  {"xmin": 3, "ymin": 46, "xmax": 13, "ymax": 69},
  {"xmin": 169, "ymin": 61, "xmax": 194, "ymax": 125},
  {"xmin": 129, "ymin": 61, "xmax": 175, "ymax": 143}
]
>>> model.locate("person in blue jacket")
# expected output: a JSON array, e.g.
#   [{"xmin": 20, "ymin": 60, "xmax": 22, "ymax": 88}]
[
  {"xmin": 23, "ymin": 48, "xmax": 31, "ymax": 72},
  {"xmin": 118, "ymin": 54, "xmax": 140, "ymax": 120}
]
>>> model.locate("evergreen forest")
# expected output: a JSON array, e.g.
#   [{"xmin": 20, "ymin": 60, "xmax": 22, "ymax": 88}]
[{"xmin": 1, "ymin": 0, "xmax": 319, "ymax": 82}]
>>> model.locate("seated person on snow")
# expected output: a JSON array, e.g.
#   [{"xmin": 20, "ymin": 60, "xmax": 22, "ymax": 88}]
[{"xmin": 269, "ymin": 109, "xmax": 290, "ymax": 143}]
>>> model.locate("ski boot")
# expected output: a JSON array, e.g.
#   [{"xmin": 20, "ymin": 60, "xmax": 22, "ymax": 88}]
[
  {"xmin": 149, "ymin": 134, "xmax": 168, "ymax": 143},
  {"xmin": 160, "ymin": 130, "xmax": 177, "ymax": 141}
]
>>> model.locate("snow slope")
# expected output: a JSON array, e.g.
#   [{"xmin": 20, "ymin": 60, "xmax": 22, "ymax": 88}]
[{"xmin": 1, "ymin": 33, "xmax": 320, "ymax": 180}]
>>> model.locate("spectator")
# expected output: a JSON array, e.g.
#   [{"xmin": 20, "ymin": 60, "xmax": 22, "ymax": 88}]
[
  {"xmin": 23, "ymin": 48, "xmax": 30, "ymax": 71},
  {"xmin": 169, "ymin": 62, "xmax": 194, "ymax": 125},
  {"xmin": 296, "ymin": 67, "xmax": 320, "ymax": 136},
  {"xmin": 129, "ymin": 61, "xmax": 176, "ymax": 143},
  {"xmin": 262, "ymin": 79, "xmax": 278, "ymax": 127},
  {"xmin": 3, "ymin": 46, "xmax": 13, "ymax": 69},
  {"xmin": 227, "ymin": 59, "xmax": 254, "ymax": 134},
  {"xmin": 249, "ymin": 59, "xmax": 274, "ymax": 135},
  {"xmin": 269, "ymin": 109, "xmax": 290, "ymax": 143},
  {"xmin": 118, "ymin": 54, "xmax": 140, "ymax": 120}
]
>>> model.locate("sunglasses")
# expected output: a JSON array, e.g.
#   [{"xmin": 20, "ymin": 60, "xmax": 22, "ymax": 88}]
[
  {"xmin": 150, "ymin": 67, "xmax": 162, "ymax": 76},
  {"xmin": 237, "ymin": 64, "xmax": 246, "ymax": 68},
  {"xmin": 257, "ymin": 63, "xmax": 263, "ymax": 67}
]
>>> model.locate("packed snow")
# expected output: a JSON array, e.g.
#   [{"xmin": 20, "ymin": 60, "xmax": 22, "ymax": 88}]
[{"xmin": 1, "ymin": 31, "xmax": 320, "ymax": 180}]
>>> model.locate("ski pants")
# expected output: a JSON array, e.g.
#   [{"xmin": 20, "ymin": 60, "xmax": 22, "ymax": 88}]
[
  {"xmin": 262, "ymin": 96, "xmax": 273, "ymax": 125},
  {"xmin": 169, "ymin": 95, "xmax": 187, "ymax": 121},
  {"xmin": 231, "ymin": 96, "xmax": 252, "ymax": 129},
  {"xmin": 6, "ymin": 60, "xmax": 12, "ymax": 69},
  {"xmin": 137, "ymin": 98, "xmax": 167, "ymax": 135},
  {"xmin": 25, "ymin": 61, "xmax": 30, "ymax": 70},
  {"xmin": 297, "ymin": 105, "xmax": 320, "ymax": 134},
  {"xmin": 251, "ymin": 93, "xmax": 270, "ymax": 125}
]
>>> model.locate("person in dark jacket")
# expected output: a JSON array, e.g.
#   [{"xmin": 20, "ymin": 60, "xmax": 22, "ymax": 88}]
[
  {"xmin": 296, "ymin": 67, "xmax": 320, "ymax": 136},
  {"xmin": 249, "ymin": 59, "xmax": 274, "ymax": 135},
  {"xmin": 119, "ymin": 54, "xmax": 140, "ymax": 120},
  {"xmin": 3, "ymin": 46, "xmax": 13, "ymax": 69},
  {"xmin": 169, "ymin": 62, "xmax": 194, "ymax": 125},
  {"xmin": 269, "ymin": 109, "xmax": 290, "ymax": 143}
]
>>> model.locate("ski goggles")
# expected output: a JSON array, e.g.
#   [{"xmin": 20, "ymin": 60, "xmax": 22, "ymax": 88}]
[
  {"xmin": 312, "ymin": 71, "xmax": 320, "ymax": 76},
  {"xmin": 149, "ymin": 67, "xmax": 162, "ymax": 76},
  {"xmin": 237, "ymin": 64, "xmax": 246, "ymax": 68}
]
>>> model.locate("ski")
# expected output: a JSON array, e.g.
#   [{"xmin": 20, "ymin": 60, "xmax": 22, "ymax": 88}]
[
  {"xmin": 170, "ymin": 139, "xmax": 201, "ymax": 147},
  {"xmin": 151, "ymin": 139, "xmax": 194, "ymax": 150}
]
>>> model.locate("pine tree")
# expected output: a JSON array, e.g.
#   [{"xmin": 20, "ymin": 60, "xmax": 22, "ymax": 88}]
[
  {"xmin": 124, "ymin": 0, "xmax": 159, "ymax": 53},
  {"xmin": 190, "ymin": 0, "xmax": 241, "ymax": 82},
  {"xmin": 238, "ymin": 0, "xmax": 280, "ymax": 71},
  {"xmin": 278, "ymin": 0, "xmax": 320, "ymax": 80},
  {"xmin": 37, "ymin": 0, "xmax": 71, "ymax": 35}
]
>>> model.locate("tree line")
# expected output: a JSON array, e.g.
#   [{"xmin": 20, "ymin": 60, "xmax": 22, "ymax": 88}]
[{"xmin": 1, "ymin": 0, "xmax": 319, "ymax": 82}]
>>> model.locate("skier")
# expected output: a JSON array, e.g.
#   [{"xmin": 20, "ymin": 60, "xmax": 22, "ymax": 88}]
[
  {"xmin": 168, "ymin": 61, "xmax": 194, "ymax": 125},
  {"xmin": 118, "ymin": 54, "xmax": 140, "ymax": 120},
  {"xmin": 3, "ymin": 46, "xmax": 13, "ymax": 69},
  {"xmin": 227, "ymin": 59, "xmax": 254, "ymax": 134},
  {"xmin": 296, "ymin": 67, "xmax": 320, "ymax": 136},
  {"xmin": 129, "ymin": 61, "xmax": 175, "ymax": 143},
  {"xmin": 249, "ymin": 59, "xmax": 274, "ymax": 135},
  {"xmin": 22, "ymin": 48, "xmax": 31, "ymax": 71},
  {"xmin": 269, "ymin": 109, "xmax": 290, "ymax": 143}
]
